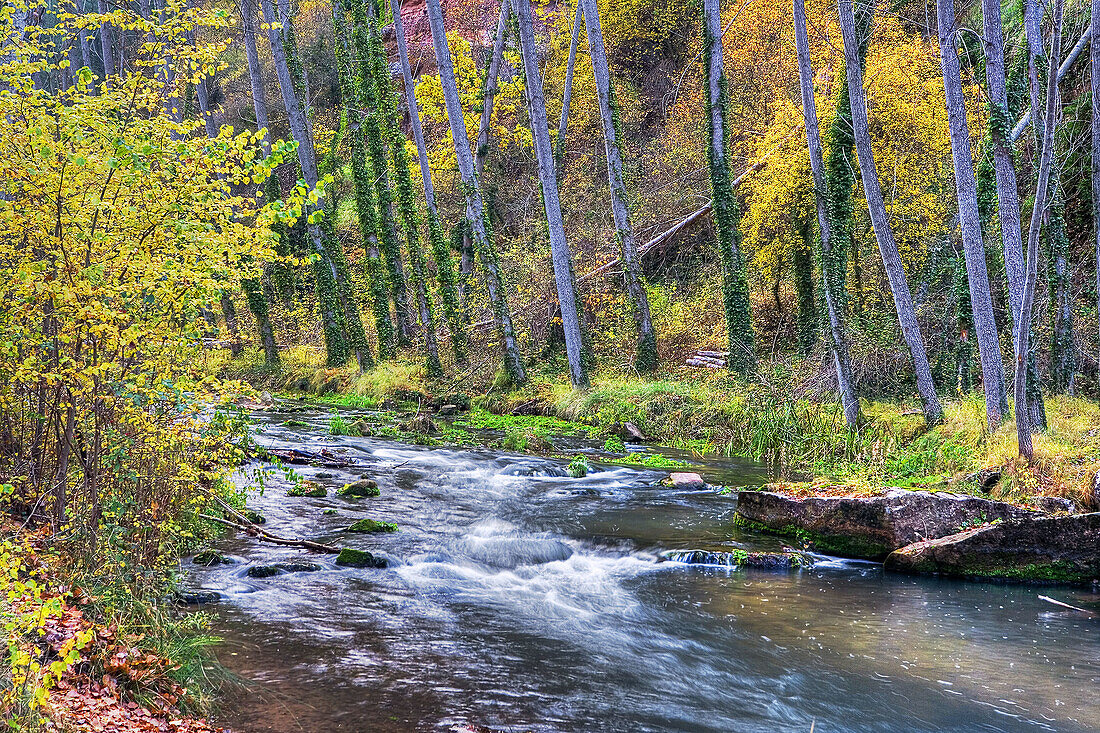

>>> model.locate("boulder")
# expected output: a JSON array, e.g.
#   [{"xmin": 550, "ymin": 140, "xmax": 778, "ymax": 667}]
[
  {"xmin": 345, "ymin": 518, "xmax": 399, "ymax": 533},
  {"xmin": 335, "ymin": 548, "xmax": 388, "ymax": 569},
  {"xmin": 174, "ymin": 590, "xmax": 223, "ymax": 605},
  {"xmin": 735, "ymin": 489, "xmax": 1040, "ymax": 560},
  {"xmin": 399, "ymin": 415, "xmax": 437, "ymax": 435},
  {"xmin": 658, "ymin": 549, "xmax": 814, "ymax": 571},
  {"xmin": 338, "ymin": 479, "xmax": 380, "ymax": 498},
  {"xmin": 1033, "ymin": 496, "xmax": 1076, "ymax": 514},
  {"xmin": 885, "ymin": 513, "xmax": 1100, "ymax": 584},
  {"xmin": 619, "ymin": 421, "xmax": 647, "ymax": 442},
  {"xmin": 666, "ymin": 472, "xmax": 706, "ymax": 490},
  {"xmin": 287, "ymin": 481, "xmax": 326, "ymax": 498},
  {"xmin": 259, "ymin": 391, "xmax": 274, "ymax": 406},
  {"xmin": 437, "ymin": 404, "xmax": 459, "ymax": 416}
]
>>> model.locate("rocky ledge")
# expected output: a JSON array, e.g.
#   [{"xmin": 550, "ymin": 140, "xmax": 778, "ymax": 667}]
[
  {"xmin": 658, "ymin": 548, "xmax": 814, "ymax": 571},
  {"xmin": 884, "ymin": 513, "xmax": 1100, "ymax": 584},
  {"xmin": 735, "ymin": 489, "xmax": 1041, "ymax": 560}
]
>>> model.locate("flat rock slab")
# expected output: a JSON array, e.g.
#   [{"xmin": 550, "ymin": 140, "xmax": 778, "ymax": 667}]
[
  {"xmin": 735, "ymin": 489, "xmax": 1040, "ymax": 560},
  {"xmin": 666, "ymin": 472, "xmax": 707, "ymax": 490},
  {"xmin": 885, "ymin": 513, "xmax": 1100, "ymax": 584}
]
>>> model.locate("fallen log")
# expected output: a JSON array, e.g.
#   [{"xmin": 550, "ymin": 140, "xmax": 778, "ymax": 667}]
[
  {"xmin": 197, "ymin": 512, "xmax": 340, "ymax": 554},
  {"xmin": 266, "ymin": 447, "xmax": 358, "ymax": 469}
]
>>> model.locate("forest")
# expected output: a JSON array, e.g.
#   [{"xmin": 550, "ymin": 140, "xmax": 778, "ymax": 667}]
[{"xmin": 2, "ymin": 0, "xmax": 1099, "ymax": 730}]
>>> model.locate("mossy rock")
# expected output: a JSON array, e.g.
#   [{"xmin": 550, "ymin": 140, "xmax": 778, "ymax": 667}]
[
  {"xmin": 335, "ymin": 548, "xmax": 388, "ymax": 569},
  {"xmin": 246, "ymin": 561, "xmax": 323, "ymax": 578},
  {"xmin": 282, "ymin": 419, "xmax": 309, "ymax": 427},
  {"xmin": 345, "ymin": 518, "xmax": 399, "ymax": 533},
  {"xmin": 242, "ymin": 509, "xmax": 266, "ymax": 525},
  {"xmin": 323, "ymin": 509, "xmax": 338, "ymax": 516},
  {"xmin": 314, "ymin": 472, "xmax": 336, "ymax": 479},
  {"xmin": 338, "ymin": 479, "xmax": 380, "ymax": 498},
  {"xmin": 288, "ymin": 481, "xmax": 326, "ymax": 498},
  {"xmin": 193, "ymin": 550, "xmax": 234, "ymax": 566}
]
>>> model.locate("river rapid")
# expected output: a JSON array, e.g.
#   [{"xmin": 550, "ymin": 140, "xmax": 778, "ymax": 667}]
[{"xmin": 188, "ymin": 405, "xmax": 1100, "ymax": 733}]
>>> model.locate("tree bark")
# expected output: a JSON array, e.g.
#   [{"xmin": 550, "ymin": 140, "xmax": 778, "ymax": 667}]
[
  {"xmin": 426, "ymin": 0, "xmax": 527, "ymax": 385},
  {"xmin": 96, "ymin": 0, "xmax": 115, "ymax": 86},
  {"xmin": 555, "ymin": 1, "xmax": 582, "ymax": 172},
  {"xmin": 793, "ymin": 0, "xmax": 859, "ymax": 428},
  {"xmin": 580, "ymin": 0, "xmax": 656, "ymax": 372},
  {"xmin": 514, "ymin": 0, "xmax": 588, "ymax": 388},
  {"xmin": 936, "ymin": 0, "xmax": 1006, "ymax": 428},
  {"xmin": 838, "ymin": 0, "xmax": 942, "ymax": 425},
  {"xmin": 1094, "ymin": 0, "xmax": 1100, "ymax": 386},
  {"xmin": 391, "ymin": 0, "xmax": 468, "ymax": 365},
  {"xmin": 260, "ymin": 0, "xmax": 349, "ymax": 366},
  {"xmin": 1016, "ymin": 0, "xmax": 1062, "ymax": 461},
  {"xmin": 475, "ymin": 0, "xmax": 511, "ymax": 178},
  {"xmin": 703, "ymin": 0, "xmax": 755, "ymax": 375}
]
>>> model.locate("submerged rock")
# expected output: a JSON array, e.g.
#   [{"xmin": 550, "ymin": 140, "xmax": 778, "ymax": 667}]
[
  {"xmin": 338, "ymin": 479, "xmax": 380, "ymax": 498},
  {"xmin": 666, "ymin": 472, "xmax": 706, "ymax": 491},
  {"xmin": 246, "ymin": 561, "xmax": 323, "ymax": 578},
  {"xmin": 242, "ymin": 509, "xmax": 266, "ymax": 525},
  {"xmin": 735, "ymin": 489, "xmax": 1040, "ymax": 560},
  {"xmin": 335, "ymin": 547, "xmax": 388, "ymax": 569},
  {"xmin": 287, "ymin": 481, "xmax": 327, "ymax": 498},
  {"xmin": 465, "ymin": 536, "xmax": 574, "ymax": 568},
  {"xmin": 345, "ymin": 518, "xmax": 399, "ymax": 533},
  {"xmin": 174, "ymin": 590, "xmax": 223, "ymax": 605},
  {"xmin": 885, "ymin": 513, "xmax": 1100, "ymax": 584},
  {"xmin": 658, "ymin": 549, "xmax": 814, "ymax": 570}
]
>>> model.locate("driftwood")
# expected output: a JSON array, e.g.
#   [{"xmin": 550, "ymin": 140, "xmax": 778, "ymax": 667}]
[
  {"xmin": 197, "ymin": 513, "xmax": 340, "ymax": 554},
  {"xmin": 267, "ymin": 447, "xmax": 358, "ymax": 469},
  {"xmin": 1037, "ymin": 594, "xmax": 1097, "ymax": 615}
]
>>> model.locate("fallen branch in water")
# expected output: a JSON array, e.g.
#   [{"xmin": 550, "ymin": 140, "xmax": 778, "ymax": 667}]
[
  {"xmin": 1038, "ymin": 594, "xmax": 1097, "ymax": 615},
  {"xmin": 197, "ymin": 512, "xmax": 340, "ymax": 554}
]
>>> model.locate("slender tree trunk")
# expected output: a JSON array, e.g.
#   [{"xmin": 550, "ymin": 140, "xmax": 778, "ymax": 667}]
[
  {"xmin": 839, "ymin": 0, "xmax": 942, "ymax": 425},
  {"xmin": 426, "ymin": 0, "xmax": 527, "ymax": 385},
  {"xmin": 238, "ymin": 0, "xmax": 281, "ymax": 368},
  {"xmin": 1017, "ymin": 0, "xmax": 1062, "ymax": 460},
  {"xmin": 936, "ymin": 0, "xmax": 1006, "ymax": 428},
  {"xmin": 260, "ymin": 0, "xmax": 348, "ymax": 366},
  {"xmin": 476, "ymin": 0, "xmax": 511, "ymax": 178},
  {"xmin": 1093, "ymin": 0, "xmax": 1100, "ymax": 384},
  {"xmin": 981, "ymin": 0, "xmax": 1025, "ymax": 334},
  {"xmin": 794, "ymin": 221, "xmax": 817, "ymax": 355},
  {"xmin": 350, "ymin": 0, "xmax": 416, "ymax": 348},
  {"xmin": 703, "ymin": 0, "xmax": 755, "ymax": 375},
  {"xmin": 95, "ymin": 0, "xmax": 115, "ymax": 85},
  {"xmin": 1047, "ymin": 177, "xmax": 1075, "ymax": 393},
  {"xmin": 514, "ymin": 0, "xmax": 588, "ymax": 388},
  {"xmin": 391, "ymin": 0, "xmax": 468, "ymax": 365},
  {"xmin": 366, "ymin": 1, "xmax": 443, "ymax": 377},
  {"xmin": 220, "ymin": 292, "xmax": 243, "ymax": 357},
  {"xmin": 793, "ymin": 0, "xmax": 859, "ymax": 427},
  {"xmin": 555, "ymin": 1, "xmax": 582, "ymax": 172},
  {"xmin": 580, "ymin": 0, "xmax": 656, "ymax": 372}
]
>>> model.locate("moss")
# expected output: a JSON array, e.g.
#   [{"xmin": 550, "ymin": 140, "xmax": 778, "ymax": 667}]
[
  {"xmin": 335, "ymin": 547, "xmax": 387, "ymax": 568},
  {"xmin": 338, "ymin": 479, "xmax": 380, "ymax": 498},
  {"xmin": 242, "ymin": 509, "xmax": 266, "ymax": 525},
  {"xmin": 568, "ymin": 454, "xmax": 589, "ymax": 478},
  {"xmin": 732, "ymin": 515, "xmax": 890, "ymax": 560},
  {"xmin": 287, "ymin": 482, "xmax": 327, "ymax": 498},
  {"xmin": 345, "ymin": 518, "xmax": 399, "ymax": 533}
]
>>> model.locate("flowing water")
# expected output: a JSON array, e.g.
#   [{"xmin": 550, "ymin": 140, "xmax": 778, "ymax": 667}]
[{"xmin": 189, "ymin": 406, "xmax": 1100, "ymax": 732}]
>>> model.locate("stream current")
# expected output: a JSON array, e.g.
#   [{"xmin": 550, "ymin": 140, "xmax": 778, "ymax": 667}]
[{"xmin": 190, "ymin": 406, "xmax": 1100, "ymax": 732}]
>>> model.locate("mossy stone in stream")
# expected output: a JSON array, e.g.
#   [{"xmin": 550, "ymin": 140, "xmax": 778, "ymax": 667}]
[
  {"xmin": 282, "ymin": 419, "xmax": 308, "ymax": 427},
  {"xmin": 338, "ymin": 479, "xmax": 380, "ymax": 498},
  {"xmin": 323, "ymin": 509, "xmax": 339, "ymax": 516},
  {"xmin": 242, "ymin": 509, "xmax": 266, "ymax": 525},
  {"xmin": 246, "ymin": 561, "xmax": 323, "ymax": 578},
  {"xmin": 314, "ymin": 472, "xmax": 336, "ymax": 479},
  {"xmin": 335, "ymin": 548, "xmax": 388, "ymax": 569},
  {"xmin": 288, "ymin": 481, "xmax": 326, "ymax": 498},
  {"xmin": 192, "ymin": 550, "xmax": 234, "ymax": 566},
  {"xmin": 345, "ymin": 518, "xmax": 399, "ymax": 533}
]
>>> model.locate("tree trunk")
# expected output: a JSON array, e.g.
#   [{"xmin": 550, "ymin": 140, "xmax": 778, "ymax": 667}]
[
  {"xmin": 838, "ymin": 0, "xmax": 942, "ymax": 425},
  {"xmin": 96, "ymin": 0, "xmax": 114, "ymax": 86},
  {"xmin": 1016, "ymin": 0, "xmax": 1062, "ymax": 461},
  {"xmin": 1046, "ymin": 180, "xmax": 1075, "ymax": 393},
  {"xmin": 367, "ymin": 2, "xmax": 443, "ymax": 378},
  {"xmin": 350, "ymin": 0, "xmax": 416, "ymax": 349},
  {"xmin": 793, "ymin": 0, "xmax": 859, "ymax": 427},
  {"xmin": 1094, "ymin": 0, "xmax": 1100, "ymax": 387},
  {"xmin": 555, "ymin": 1, "xmax": 582, "ymax": 172},
  {"xmin": 794, "ymin": 221, "xmax": 817, "ymax": 356},
  {"xmin": 514, "ymin": 0, "xmax": 588, "ymax": 389},
  {"xmin": 260, "ymin": 0, "xmax": 349, "ymax": 366},
  {"xmin": 426, "ymin": 0, "xmax": 527, "ymax": 385},
  {"xmin": 220, "ymin": 292, "xmax": 243, "ymax": 357},
  {"xmin": 936, "ymin": 0, "xmax": 1006, "ymax": 429},
  {"xmin": 703, "ymin": 0, "xmax": 755, "ymax": 375},
  {"xmin": 391, "ymin": 0, "xmax": 468, "ymax": 365},
  {"xmin": 580, "ymin": 0, "xmax": 657, "ymax": 372},
  {"xmin": 476, "ymin": 0, "xmax": 511, "ymax": 178}
]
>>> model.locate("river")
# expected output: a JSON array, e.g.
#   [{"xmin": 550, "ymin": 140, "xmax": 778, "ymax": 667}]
[{"xmin": 187, "ymin": 405, "xmax": 1100, "ymax": 732}]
